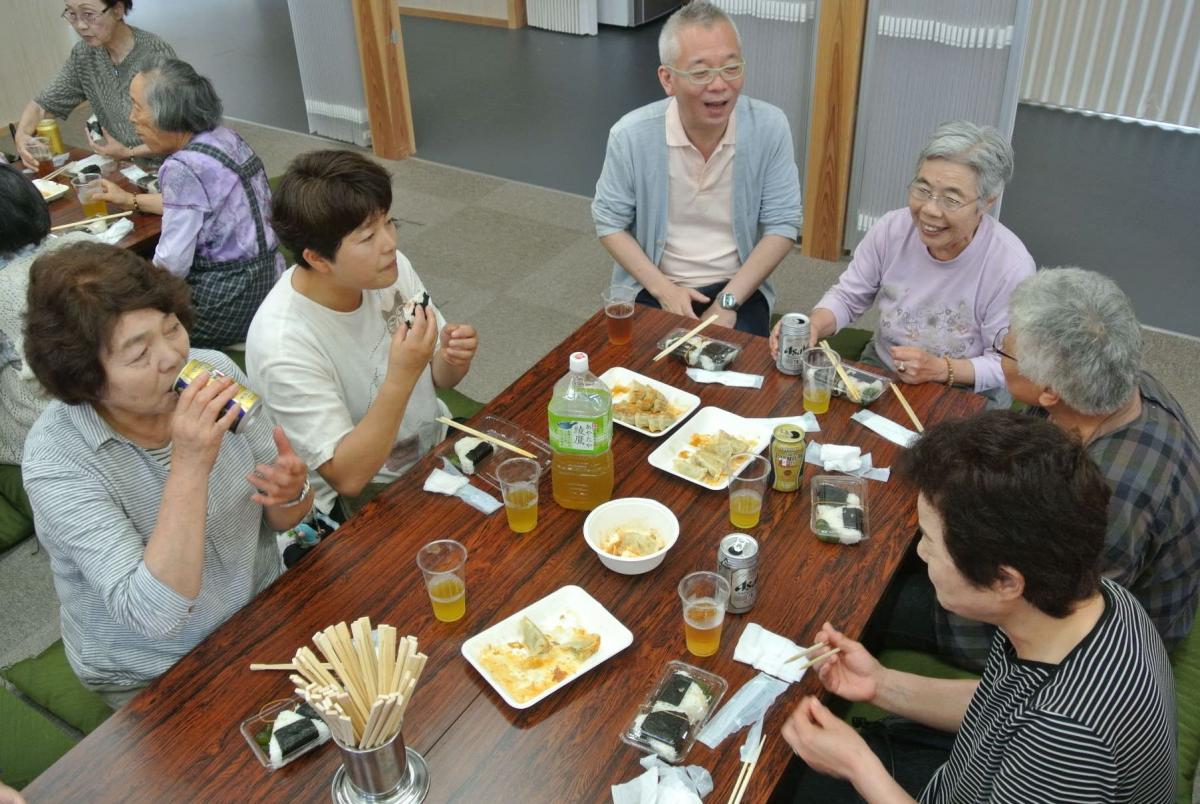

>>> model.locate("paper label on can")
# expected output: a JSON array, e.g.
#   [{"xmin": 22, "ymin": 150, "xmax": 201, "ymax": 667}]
[{"xmin": 548, "ymin": 412, "xmax": 612, "ymax": 455}]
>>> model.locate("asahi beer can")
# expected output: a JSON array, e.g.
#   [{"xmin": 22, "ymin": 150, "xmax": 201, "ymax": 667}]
[
  {"xmin": 771, "ymin": 424, "xmax": 806, "ymax": 492},
  {"xmin": 174, "ymin": 358, "xmax": 260, "ymax": 433},
  {"xmin": 36, "ymin": 118, "xmax": 65, "ymax": 155},
  {"xmin": 776, "ymin": 313, "xmax": 810, "ymax": 375},
  {"xmin": 718, "ymin": 533, "xmax": 759, "ymax": 613}
]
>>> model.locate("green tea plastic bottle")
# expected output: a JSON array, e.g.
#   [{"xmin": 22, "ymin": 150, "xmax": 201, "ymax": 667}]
[{"xmin": 548, "ymin": 352, "xmax": 614, "ymax": 510}]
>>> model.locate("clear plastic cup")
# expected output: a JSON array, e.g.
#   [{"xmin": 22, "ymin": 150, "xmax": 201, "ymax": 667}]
[
  {"xmin": 728, "ymin": 453, "xmax": 770, "ymax": 528},
  {"xmin": 678, "ymin": 571, "xmax": 730, "ymax": 657},
  {"xmin": 72, "ymin": 174, "xmax": 109, "ymax": 219},
  {"xmin": 802, "ymin": 347, "xmax": 836, "ymax": 414},
  {"xmin": 496, "ymin": 457, "xmax": 540, "ymax": 534},
  {"xmin": 602, "ymin": 285, "xmax": 637, "ymax": 345},
  {"xmin": 416, "ymin": 540, "xmax": 467, "ymax": 623},
  {"xmin": 27, "ymin": 136, "xmax": 53, "ymax": 177}
]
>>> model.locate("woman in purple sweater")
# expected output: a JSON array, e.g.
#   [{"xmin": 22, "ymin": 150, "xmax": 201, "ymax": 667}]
[{"xmin": 772, "ymin": 121, "xmax": 1034, "ymax": 404}]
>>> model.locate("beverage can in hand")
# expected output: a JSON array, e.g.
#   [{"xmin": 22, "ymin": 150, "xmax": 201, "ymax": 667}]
[
  {"xmin": 174, "ymin": 358, "xmax": 260, "ymax": 433},
  {"xmin": 776, "ymin": 313, "xmax": 809, "ymax": 375}
]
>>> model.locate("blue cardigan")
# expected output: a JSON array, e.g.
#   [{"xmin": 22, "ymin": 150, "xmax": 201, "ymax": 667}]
[{"xmin": 591, "ymin": 95, "xmax": 801, "ymax": 309}]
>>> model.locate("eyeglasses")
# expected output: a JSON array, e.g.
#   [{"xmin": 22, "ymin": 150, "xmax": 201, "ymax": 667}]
[
  {"xmin": 992, "ymin": 327, "xmax": 1017, "ymax": 362},
  {"xmin": 908, "ymin": 181, "xmax": 977, "ymax": 213},
  {"xmin": 664, "ymin": 61, "xmax": 746, "ymax": 85},
  {"xmin": 61, "ymin": 6, "xmax": 111, "ymax": 27}
]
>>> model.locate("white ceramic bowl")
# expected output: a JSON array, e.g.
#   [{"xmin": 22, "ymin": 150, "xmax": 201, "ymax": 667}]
[{"xmin": 583, "ymin": 498, "xmax": 679, "ymax": 575}]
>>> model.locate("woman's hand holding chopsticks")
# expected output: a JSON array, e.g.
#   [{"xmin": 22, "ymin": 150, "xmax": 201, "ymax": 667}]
[{"xmin": 804, "ymin": 622, "xmax": 885, "ymax": 703}]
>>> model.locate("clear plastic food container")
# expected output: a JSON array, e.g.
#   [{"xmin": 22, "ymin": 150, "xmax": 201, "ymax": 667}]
[
  {"xmin": 810, "ymin": 475, "xmax": 869, "ymax": 544},
  {"xmin": 620, "ymin": 660, "xmax": 728, "ymax": 764},
  {"xmin": 832, "ymin": 364, "xmax": 888, "ymax": 406},
  {"xmin": 239, "ymin": 697, "xmax": 331, "ymax": 770},
  {"xmin": 656, "ymin": 329, "xmax": 742, "ymax": 371}
]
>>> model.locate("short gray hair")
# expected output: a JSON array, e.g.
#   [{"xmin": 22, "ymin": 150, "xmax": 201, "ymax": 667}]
[
  {"xmin": 916, "ymin": 120, "xmax": 1014, "ymax": 203},
  {"xmin": 1009, "ymin": 267, "xmax": 1142, "ymax": 415},
  {"xmin": 659, "ymin": 1, "xmax": 741, "ymax": 66},
  {"xmin": 138, "ymin": 57, "xmax": 223, "ymax": 134}
]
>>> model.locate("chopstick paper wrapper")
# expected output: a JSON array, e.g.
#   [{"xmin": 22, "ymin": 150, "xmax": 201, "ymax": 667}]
[
  {"xmin": 745, "ymin": 413, "xmax": 821, "ymax": 433},
  {"xmin": 424, "ymin": 458, "xmax": 502, "ymax": 514},
  {"xmin": 697, "ymin": 672, "xmax": 788, "ymax": 749},
  {"xmin": 685, "ymin": 368, "xmax": 763, "ymax": 389},
  {"xmin": 610, "ymin": 754, "xmax": 713, "ymax": 804},
  {"xmin": 851, "ymin": 408, "xmax": 920, "ymax": 448},
  {"xmin": 805, "ymin": 442, "xmax": 891, "ymax": 482}
]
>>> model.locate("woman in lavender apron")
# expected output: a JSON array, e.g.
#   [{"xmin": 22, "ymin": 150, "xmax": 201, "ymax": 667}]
[{"xmin": 95, "ymin": 56, "xmax": 284, "ymax": 348}]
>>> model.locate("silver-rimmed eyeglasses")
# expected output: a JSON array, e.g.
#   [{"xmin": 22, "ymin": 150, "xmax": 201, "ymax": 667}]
[
  {"xmin": 61, "ymin": 6, "xmax": 111, "ymax": 27},
  {"xmin": 664, "ymin": 60, "xmax": 746, "ymax": 85},
  {"xmin": 908, "ymin": 181, "xmax": 977, "ymax": 213},
  {"xmin": 992, "ymin": 327, "xmax": 1017, "ymax": 362}
]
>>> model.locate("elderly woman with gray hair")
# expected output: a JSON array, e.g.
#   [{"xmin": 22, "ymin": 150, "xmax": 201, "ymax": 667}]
[
  {"xmin": 94, "ymin": 56, "xmax": 283, "ymax": 348},
  {"xmin": 771, "ymin": 120, "xmax": 1034, "ymax": 402}
]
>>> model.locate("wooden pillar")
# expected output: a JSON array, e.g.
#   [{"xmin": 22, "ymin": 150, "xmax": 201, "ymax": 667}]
[
  {"xmin": 351, "ymin": 0, "xmax": 416, "ymax": 160},
  {"xmin": 801, "ymin": 0, "xmax": 867, "ymax": 260},
  {"xmin": 507, "ymin": 0, "xmax": 527, "ymax": 28}
]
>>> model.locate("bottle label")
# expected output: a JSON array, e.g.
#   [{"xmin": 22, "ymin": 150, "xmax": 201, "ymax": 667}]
[{"xmin": 549, "ymin": 411, "xmax": 612, "ymax": 455}]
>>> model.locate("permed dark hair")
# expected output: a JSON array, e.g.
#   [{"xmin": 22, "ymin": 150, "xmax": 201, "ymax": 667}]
[
  {"xmin": 0, "ymin": 165, "xmax": 51, "ymax": 255},
  {"xmin": 24, "ymin": 242, "xmax": 193, "ymax": 405},
  {"xmin": 896, "ymin": 410, "xmax": 1110, "ymax": 618},
  {"xmin": 270, "ymin": 150, "xmax": 392, "ymax": 268}
]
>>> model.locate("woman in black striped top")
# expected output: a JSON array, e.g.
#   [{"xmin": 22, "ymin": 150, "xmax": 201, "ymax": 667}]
[{"xmin": 779, "ymin": 411, "xmax": 1176, "ymax": 802}]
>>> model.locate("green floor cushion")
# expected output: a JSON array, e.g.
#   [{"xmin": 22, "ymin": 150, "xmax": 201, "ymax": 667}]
[
  {"xmin": 1171, "ymin": 622, "xmax": 1200, "ymax": 803},
  {"xmin": 842, "ymin": 649, "xmax": 980, "ymax": 723},
  {"xmin": 437, "ymin": 387, "xmax": 486, "ymax": 421},
  {"xmin": 0, "ymin": 686, "xmax": 78, "ymax": 790},
  {"xmin": 222, "ymin": 348, "xmax": 247, "ymax": 374},
  {"xmin": 825, "ymin": 327, "xmax": 874, "ymax": 362},
  {"xmin": 0, "ymin": 464, "xmax": 34, "ymax": 552},
  {"xmin": 1, "ymin": 641, "xmax": 111, "ymax": 735}
]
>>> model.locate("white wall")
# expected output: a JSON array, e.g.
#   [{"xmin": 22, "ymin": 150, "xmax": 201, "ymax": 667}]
[
  {"xmin": 131, "ymin": 0, "xmax": 309, "ymax": 132},
  {"xmin": 402, "ymin": 0, "xmax": 509, "ymax": 22},
  {"xmin": 1, "ymin": 5, "xmax": 76, "ymax": 126}
]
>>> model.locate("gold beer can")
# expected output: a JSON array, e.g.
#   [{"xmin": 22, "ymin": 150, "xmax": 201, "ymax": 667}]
[
  {"xmin": 36, "ymin": 119, "xmax": 65, "ymax": 155},
  {"xmin": 173, "ymin": 358, "xmax": 260, "ymax": 433},
  {"xmin": 770, "ymin": 424, "xmax": 806, "ymax": 492}
]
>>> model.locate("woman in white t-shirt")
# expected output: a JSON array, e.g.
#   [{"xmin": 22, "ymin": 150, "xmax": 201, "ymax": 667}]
[{"xmin": 246, "ymin": 150, "xmax": 479, "ymax": 518}]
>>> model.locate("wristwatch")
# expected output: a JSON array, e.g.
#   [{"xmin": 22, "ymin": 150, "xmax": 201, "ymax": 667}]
[{"xmin": 719, "ymin": 292, "xmax": 740, "ymax": 311}]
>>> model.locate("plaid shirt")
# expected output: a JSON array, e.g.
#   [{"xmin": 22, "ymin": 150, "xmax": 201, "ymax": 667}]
[{"xmin": 935, "ymin": 371, "xmax": 1200, "ymax": 668}]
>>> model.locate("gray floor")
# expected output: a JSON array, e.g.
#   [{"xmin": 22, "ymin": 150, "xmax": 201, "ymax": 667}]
[{"xmin": 4, "ymin": 118, "xmax": 1200, "ymax": 681}]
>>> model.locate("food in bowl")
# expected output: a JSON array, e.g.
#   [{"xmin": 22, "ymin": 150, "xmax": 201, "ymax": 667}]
[
  {"xmin": 584, "ymin": 498, "xmax": 679, "ymax": 574},
  {"xmin": 600, "ymin": 525, "xmax": 665, "ymax": 558}
]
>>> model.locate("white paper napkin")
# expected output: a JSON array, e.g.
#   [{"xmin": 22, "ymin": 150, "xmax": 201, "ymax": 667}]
[
  {"xmin": 804, "ymin": 442, "xmax": 892, "ymax": 482},
  {"xmin": 851, "ymin": 408, "xmax": 920, "ymax": 447},
  {"xmin": 85, "ymin": 217, "xmax": 134, "ymax": 245},
  {"xmin": 733, "ymin": 623, "xmax": 810, "ymax": 683},
  {"xmin": 610, "ymin": 755, "xmax": 713, "ymax": 804},
  {"xmin": 685, "ymin": 368, "xmax": 763, "ymax": 388},
  {"xmin": 744, "ymin": 413, "xmax": 820, "ymax": 433}
]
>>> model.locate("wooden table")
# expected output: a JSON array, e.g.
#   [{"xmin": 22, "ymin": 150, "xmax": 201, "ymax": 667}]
[
  {"xmin": 42, "ymin": 148, "xmax": 161, "ymax": 255},
  {"xmin": 24, "ymin": 308, "xmax": 984, "ymax": 803}
]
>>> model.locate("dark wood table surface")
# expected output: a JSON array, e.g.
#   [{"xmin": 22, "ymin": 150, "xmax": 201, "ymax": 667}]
[
  {"xmin": 24, "ymin": 308, "xmax": 984, "ymax": 803},
  {"xmin": 42, "ymin": 147, "xmax": 161, "ymax": 255}
]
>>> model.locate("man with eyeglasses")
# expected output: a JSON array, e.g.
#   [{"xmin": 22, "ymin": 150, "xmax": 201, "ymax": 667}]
[
  {"xmin": 592, "ymin": 1, "xmax": 800, "ymax": 336},
  {"xmin": 14, "ymin": 1, "xmax": 174, "ymax": 170}
]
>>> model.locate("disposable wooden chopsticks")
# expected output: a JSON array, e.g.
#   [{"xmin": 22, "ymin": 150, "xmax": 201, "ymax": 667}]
[
  {"xmin": 818, "ymin": 339, "xmax": 863, "ymax": 403},
  {"xmin": 50, "ymin": 210, "xmax": 132, "ymax": 232},
  {"xmin": 889, "ymin": 382, "xmax": 925, "ymax": 433},
  {"xmin": 290, "ymin": 618, "xmax": 428, "ymax": 749},
  {"xmin": 436, "ymin": 416, "xmax": 535, "ymax": 459},
  {"xmin": 784, "ymin": 643, "xmax": 843, "ymax": 667},
  {"xmin": 42, "ymin": 161, "xmax": 76, "ymax": 181},
  {"xmin": 728, "ymin": 734, "xmax": 766, "ymax": 804},
  {"xmin": 652, "ymin": 313, "xmax": 720, "ymax": 362}
]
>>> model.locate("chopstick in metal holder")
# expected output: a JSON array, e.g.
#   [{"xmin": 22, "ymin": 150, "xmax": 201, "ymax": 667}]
[
  {"xmin": 50, "ymin": 210, "xmax": 132, "ymax": 232},
  {"xmin": 436, "ymin": 416, "xmax": 536, "ymax": 459},
  {"xmin": 652, "ymin": 313, "xmax": 720, "ymax": 362},
  {"xmin": 728, "ymin": 733, "xmax": 766, "ymax": 804},
  {"xmin": 817, "ymin": 339, "xmax": 863, "ymax": 403},
  {"xmin": 889, "ymin": 382, "xmax": 925, "ymax": 433}
]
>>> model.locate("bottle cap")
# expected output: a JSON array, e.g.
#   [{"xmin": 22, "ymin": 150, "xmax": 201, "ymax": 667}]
[{"xmin": 569, "ymin": 352, "xmax": 589, "ymax": 373}]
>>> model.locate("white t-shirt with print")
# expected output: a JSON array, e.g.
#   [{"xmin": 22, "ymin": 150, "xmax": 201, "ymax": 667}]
[{"xmin": 246, "ymin": 251, "xmax": 449, "ymax": 513}]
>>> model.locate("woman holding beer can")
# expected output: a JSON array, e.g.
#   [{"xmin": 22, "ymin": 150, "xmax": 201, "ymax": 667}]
[
  {"xmin": 14, "ymin": 1, "xmax": 174, "ymax": 170},
  {"xmin": 770, "ymin": 121, "xmax": 1034, "ymax": 407},
  {"xmin": 20, "ymin": 242, "xmax": 311, "ymax": 709}
]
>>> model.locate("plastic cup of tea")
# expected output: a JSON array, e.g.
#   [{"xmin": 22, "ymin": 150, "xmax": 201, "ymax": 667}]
[
  {"xmin": 728, "ymin": 453, "xmax": 770, "ymax": 529},
  {"xmin": 496, "ymin": 457, "xmax": 540, "ymax": 534},
  {"xmin": 602, "ymin": 285, "xmax": 638, "ymax": 345},
  {"xmin": 72, "ymin": 174, "xmax": 109, "ymax": 219},
  {"xmin": 802, "ymin": 347, "xmax": 836, "ymax": 415},
  {"xmin": 416, "ymin": 540, "xmax": 467, "ymax": 623},
  {"xmin": 27, "ymin": 137, "xmax": 53, "ymax": 177},
  {"xmin": 678, "ymin": 571, "xmax": 730, "ymax": 657}
]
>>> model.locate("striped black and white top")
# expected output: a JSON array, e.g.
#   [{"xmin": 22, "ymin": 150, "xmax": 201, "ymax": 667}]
[
  {"xmin": 22, "ymin": 350, "xmax": 283, "ymax": 690},
  {"xmin": 922, "ymin": 578, "xmax": 1177, "ymax": 803}
]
